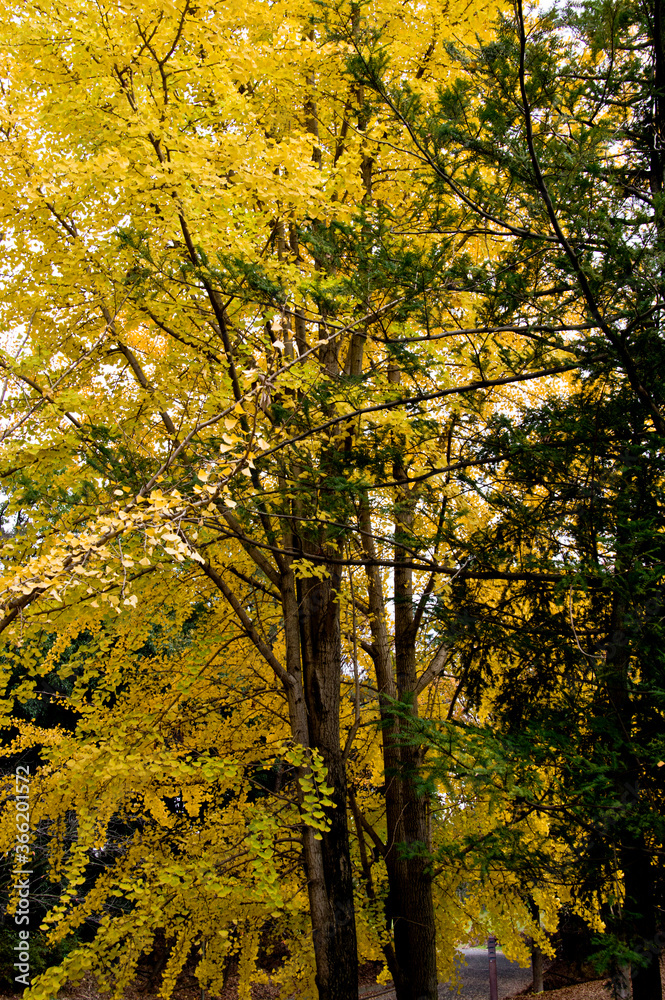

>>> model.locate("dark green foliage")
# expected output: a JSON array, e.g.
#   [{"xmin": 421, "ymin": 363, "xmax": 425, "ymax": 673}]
[
  {"xmin": 336, "ymin": 0, "xmax": 665, "ymax": 993},
  {"xmin": 0, "ymin": 925, "xmax": 80, "ymax": 993}
]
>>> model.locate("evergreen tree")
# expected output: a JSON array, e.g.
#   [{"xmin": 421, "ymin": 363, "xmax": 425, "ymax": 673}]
[{"xmin": 339, "ymin": 0, "xmax": 665, "ymax": 994}]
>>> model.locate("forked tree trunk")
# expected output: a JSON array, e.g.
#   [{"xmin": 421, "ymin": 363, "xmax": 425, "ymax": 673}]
[
  {"xmin": 280, "ymin": 560, "xmax": 358, "ymax": 1000},
  {"xmin": 297, "ymin": 567, "xmax": 359, "ymax": 1000},
  {"xmin": 359, "ymin": 496, "xmax": 439, "ymax": 1000}
]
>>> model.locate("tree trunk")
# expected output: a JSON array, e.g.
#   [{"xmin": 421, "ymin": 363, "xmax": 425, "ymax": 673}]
[
  {"xmin": 392, "ymin": 484, "xmax": 438, "ymax": 1000},
  {"xmin": 612, "ymin": 964, "xmax": 632, "ymax": 1000},
  {"xmin": 279, "ymin": 552, "xmax": 358, "ymax": 1000},
  {"xmin": 531, "ymin": 944, "xmax": 544, "ymax": 993},
  {"xmin": 298, "ymin": 567, "xmax": 359, "ymax": 1000},
  {"xmin": 528, "ymin": 899, "xmax": 544, "ymax": 993},
  {"xmin": 623, "ymin": 831, "xmax": 663, "ymax": 1000},
  {"xmin": 604, "ymin": 586, "xmax": 663, "ymax": 1000},
  {"xmin": 359, "ymin": 497, "xmax": 438, "ymax": 1000}
]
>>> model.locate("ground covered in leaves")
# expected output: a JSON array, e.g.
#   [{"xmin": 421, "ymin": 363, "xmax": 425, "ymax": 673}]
[{"xmin": 2, "ymin": 955, "xmax": 664, "ymax": 1000}]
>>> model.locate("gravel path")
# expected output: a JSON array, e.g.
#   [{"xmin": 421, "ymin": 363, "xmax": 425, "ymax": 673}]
[
  {"xmin": 360, "ymin": 946, "xmax": 533, "ymax": 1000},
  {"xmin": 439, "ymin": 947, "xmax": 532, "ymax": 999}
]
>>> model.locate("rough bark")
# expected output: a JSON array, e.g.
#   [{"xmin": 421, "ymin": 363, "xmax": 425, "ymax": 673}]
[
  {"xmin": 612, "ymin": 965, "xmax": 632, "ymax": 1000},
  {"xmin": 531, "ymin": 947, "xmax": 544, "ymax": 995},
  {"xmin": 280, "ymin": 571, "xmax": 338, "ymax": 999},
  {"xmin": 528, "ymin": 900, "xmax": 544, "ymax": 994},
  {"xmin": 297, "ymin": 566, "xmax": 359, "ymax": 1000},
  {"xmin": 359, "ymin": 493, "xmax": 438, "ymax": 1000},
  {"xmin": 278, "ymin": 471, "xmax": 358, "ymax": 1000},
  {"xmin": 392, "ymin": 473, "xmax": 438, "ymax": 1000},
  {"xmin": 604, "ymin": 586, "xmax": 663, "ymax": 1000}
]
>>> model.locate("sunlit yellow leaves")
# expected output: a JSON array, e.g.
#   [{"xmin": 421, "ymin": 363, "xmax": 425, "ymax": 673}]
[{"xmin": 0, "ymin": 0, "xmax": 533, "ymax": 994}]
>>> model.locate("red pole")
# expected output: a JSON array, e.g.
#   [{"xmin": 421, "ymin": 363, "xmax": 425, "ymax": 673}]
[{"xmin": 488, "ymin": 935, "xmax": 498, "ymax": 1000}]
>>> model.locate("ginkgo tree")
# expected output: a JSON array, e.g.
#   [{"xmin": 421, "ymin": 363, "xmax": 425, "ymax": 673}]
[
  {"xmin": 333, "ymin": 0, "xmax": 665, "ymax": 996},
  {"xmin": 0, "ymin": 569, "xmax": 342, "ymax": 1000},
  {"xmin": 0, "ymin": 0, "xmax": 521, "ymax": 998},
  {"xmin": 0, "ymin": 0, "xmax": 621, "ymax": 998}
]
